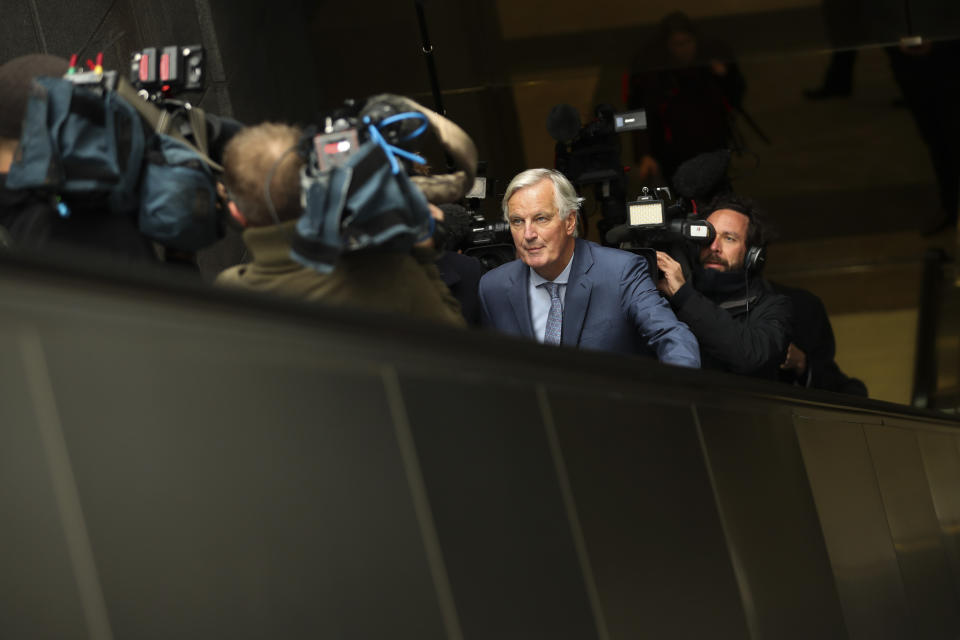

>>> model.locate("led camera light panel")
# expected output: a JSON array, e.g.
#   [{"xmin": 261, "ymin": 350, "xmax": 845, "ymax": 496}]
[
  {"xmin": 614, "ymin": 109, "xmax": 647, "ymax": 132},
  {"xmin": 629, "ymin": 200, "xmax": 665, "ymax": 227}
]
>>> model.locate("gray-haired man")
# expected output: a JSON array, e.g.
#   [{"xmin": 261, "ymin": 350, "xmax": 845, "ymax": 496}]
[{"xmin": 478, "ymin": 168, "xmax": 700, "ymax": 367}]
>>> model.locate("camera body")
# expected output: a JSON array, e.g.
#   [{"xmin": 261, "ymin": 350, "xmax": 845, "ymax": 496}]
[
  {"xmin": 549, "ymin": 104, "xmax": 649, "ymax": 240},
  {"xmin": 462, "ymin": 217, "xmax": 514, "ymax": 273},
  {"xmin": 305, "ymin": 97, "xmax": 428, "ymax": 172},
  {"xmin": 608, "ymin": 186, "xmax": 715, "ymax": 282},
  {"xmin": 622, "ymin": 187, "xmax": 714, "ymax": 247},
  {"xmin": 450, "ymin": 167, "xmax": 516, "ymax": 272}
]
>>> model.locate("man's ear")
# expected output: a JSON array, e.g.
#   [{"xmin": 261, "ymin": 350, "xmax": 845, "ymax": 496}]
[
  {"xmin": 564, "ymin": 211, "xmax": 578, "ymax": 236},
  {"xmin": 227, "ymin": 201, "xmax": 249, "ymax": 228},
  {"xmin": 0, "ymin": 138, "xmax": 19, "ymax": 174}
]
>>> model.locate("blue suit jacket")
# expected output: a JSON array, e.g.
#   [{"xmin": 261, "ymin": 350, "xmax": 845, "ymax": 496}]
[{"xmin": 478, "ymin": 239, "xmax": 701, "ymax": 367}]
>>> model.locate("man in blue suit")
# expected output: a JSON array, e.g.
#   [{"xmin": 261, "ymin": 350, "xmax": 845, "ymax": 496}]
[{"xmin": 478, "ymin": 168, "xmax": 700, "ymax": 367}]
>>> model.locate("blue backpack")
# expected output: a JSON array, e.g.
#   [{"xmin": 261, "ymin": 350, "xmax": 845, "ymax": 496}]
[{"xmin": 138, "ymin": 131, "xmax": 218, "ymax": 251}]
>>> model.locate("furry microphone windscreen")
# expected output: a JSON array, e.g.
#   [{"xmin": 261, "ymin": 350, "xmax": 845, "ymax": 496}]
[{"xmin": 671, "ymin": 149, "xmax": 731, "ymax": 200}]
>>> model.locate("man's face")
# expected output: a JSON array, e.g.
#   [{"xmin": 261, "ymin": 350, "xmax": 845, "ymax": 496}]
[
  {"xmin": 667, "ymin": 31, "xmax": 698, "ymax": 65},
  {"xmin": 507, "ymin": 179, "xmax": 577, "ymax": 281},
  {"xmin": 700, "ymin": 208, "xmax": 750, "ymax": 272}
]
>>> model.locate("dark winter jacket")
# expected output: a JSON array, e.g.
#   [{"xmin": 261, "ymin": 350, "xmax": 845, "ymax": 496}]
[{"xmin": 668, "ymin": 269, "xmax": 791, "ymax": 379}]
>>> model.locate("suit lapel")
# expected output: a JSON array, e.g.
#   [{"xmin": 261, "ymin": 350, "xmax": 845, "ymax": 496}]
[
  {"xmin": 507, "ymin": 262, "xmax": 534, "ymax": 338},
  {"xmin": 562, "ymin": 239, "xmax": 594, "ymax": 346}
]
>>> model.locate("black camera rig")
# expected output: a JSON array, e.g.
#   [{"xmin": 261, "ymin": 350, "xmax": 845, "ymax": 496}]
[
  {"xmin": 130, "ymin": 45, "xmax": 204, "ymax": 101},
  {"xmin": 605, "ymin": 185, "xmax": 716, "ymax": 282},
  {"xmin": 547, "ymin": 103, "xmax": 648, "ymax": 240}
]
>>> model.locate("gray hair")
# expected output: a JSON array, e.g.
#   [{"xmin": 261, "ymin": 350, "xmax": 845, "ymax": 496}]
[{"xmin": 502, "ymin": 169, "xmax": 581, "ymax": 234}]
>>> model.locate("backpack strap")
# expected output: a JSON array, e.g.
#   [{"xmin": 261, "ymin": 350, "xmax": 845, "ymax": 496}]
[
  {"xmin": 186, "ymin": 104, "xmax": 209, "ymax": 157},
  {"xmin": 114, "ymin": 77, "xmax": 223, "ymax": 172}
]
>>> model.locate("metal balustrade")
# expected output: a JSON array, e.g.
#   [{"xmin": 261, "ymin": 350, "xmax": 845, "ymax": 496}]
[{"xmin": 1, "ymin": 254, "xmax": 959, "ymax": 640}]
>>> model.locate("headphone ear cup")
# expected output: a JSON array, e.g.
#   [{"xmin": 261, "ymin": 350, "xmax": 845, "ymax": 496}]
[{"xmin": 744, "ymin": 245, "xmax": 766, "ymax": 273}]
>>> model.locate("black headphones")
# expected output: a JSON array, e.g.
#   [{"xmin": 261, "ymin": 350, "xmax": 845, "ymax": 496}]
[
  {"xmin": 701, "ymin": 196, "xmax": 768, "ymax": 273},
  {"xmin": 701, "ymin": 220, "xmax": 766, "ymax": 272},
  {"xmin": 741, "ymin": 205, "xmax": 767, "ymax": 273},
  {"xmin": 744, "ymin": 244, "xmax": 766, "ymax": 273}
]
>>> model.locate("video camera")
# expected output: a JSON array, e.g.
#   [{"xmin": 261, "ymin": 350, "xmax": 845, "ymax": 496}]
[
  {"xmin": 303, "ymin": 97, "xmax": 430, "ymax": 172},
  {"xmin": 433, "ymin": 203, "xmax": 514, "ymax": 274},
  {"xmin": 403, "ymin": 162, "xmax": 514, "ymax": 274},
  {"xmin": 7, "ymin": 45, "xmax": 237, "ymax": 255},
  {"xmin": 547, "ymin": 103, "xmax": 647, "ymax": 239},
  {"xmin": 604, "ymin": 185, "xmax": 715, "ymax": 283},
  {"xmin": 289, "ymin": 93, "xmax": 479, "ymax": 274},
  {"xmin": 605, "ymin": 149, "xmax": 734, "ymax": 281},
  {"xmin": 127, "ymin": 45, "xmax": 240, "ymax": 167},
  {"xmin": 462, "ymin": 216, "xmax": 513, "ymax": 272},
  {"xmin": 60, "ymin": 47, "xmax": 236, "ymax": 165},
  {"xmin": 58, "ymin": 45, "xmax": 240, "ymax": 173},
  {"xmin": 613, "ymin": 186, "xmax": 715, "ymax": 246},
  {"xmin": 130, "ymin": 45, "xmax": 204, "ymax": 99},
  {"xmin": 443, "ymin": 163, "xmax": 515, "ymax": 272}
]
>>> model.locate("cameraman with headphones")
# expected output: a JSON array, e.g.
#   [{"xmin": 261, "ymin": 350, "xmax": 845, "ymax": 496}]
[{"xmin": 655, "ymin": 194, "xmax": 791, "ymax": 379}]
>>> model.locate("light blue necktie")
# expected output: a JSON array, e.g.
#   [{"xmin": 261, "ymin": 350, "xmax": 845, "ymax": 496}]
[{"xmin": 540, "ymin": 282, "xmax": 562, "ymax": 345}]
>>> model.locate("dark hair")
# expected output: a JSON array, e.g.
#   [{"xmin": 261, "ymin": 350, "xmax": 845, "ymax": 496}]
[
  {"xmin": 705, "ymin": 193, "xmax": 772, "ymax": 248},
  {"xmin": 0, "ymin": 54, "xmax": 69, "ymax": 139},
  {"xmin": 658, "ymin": 11, "xmax": 698, "ymax": 40}
]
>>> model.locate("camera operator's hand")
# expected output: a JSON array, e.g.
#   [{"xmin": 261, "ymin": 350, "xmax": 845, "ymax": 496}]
[
  {"xmin": 780, "ymin": 342, "xmax": 808, "ymax": 375},
  {"xmin": 415, "ymin": 204, "xmax": 445, "ymax": 250},
  {"xmin": 636, "ymin": 154, "xmax": 660, "ymax": 182},
  {"xmin": 655, "ymin": 251, "xmax": 686, "ymax": 297},
  {"xmin": 709, "ymin": 60, "xmax": 728, "ymax": 76}
]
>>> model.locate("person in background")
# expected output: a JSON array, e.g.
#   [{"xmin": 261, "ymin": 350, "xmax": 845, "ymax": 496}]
[
  {"xmin": 626, "ymin": 11, "xmax": 747, "ymax": 186},
  {"xmin": 656, "ymin": 194, "xmax": 791, "ymax": 379},
  {"xmin": 772, "ymin": 282, "xmax": 868, "ymax": 396}
]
